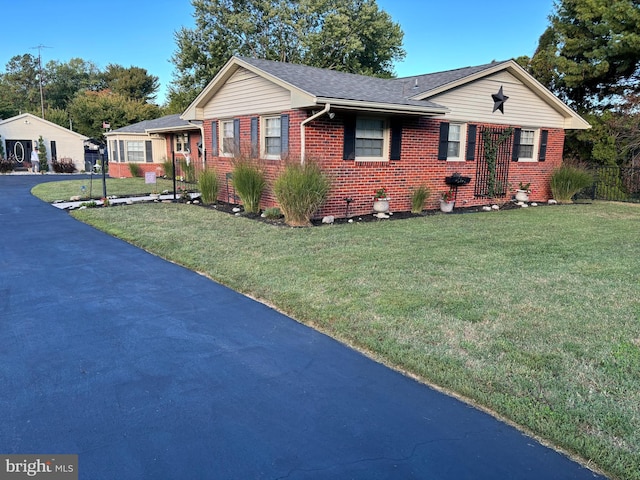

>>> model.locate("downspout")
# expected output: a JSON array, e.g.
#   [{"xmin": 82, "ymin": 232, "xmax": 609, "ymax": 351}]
[
  {"xmin": 300, "ymin": 103, "xmax": 331, "ymax": 164},
  {"xmin": 188, "ymin": 120, "xmax": 205, "ymax": 169}
]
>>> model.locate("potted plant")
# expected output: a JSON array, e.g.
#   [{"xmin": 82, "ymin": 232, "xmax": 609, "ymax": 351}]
[
  {"xmin": 440, "ymin": 189, "xmax": 455, "ymax": 212},
  {"xmin": 515, "ymin": 182, "xmax": 531, "ymax": 202},
  {"xmin": 373, "ymin": 187, "xmax": 390, "ymax": 213}
]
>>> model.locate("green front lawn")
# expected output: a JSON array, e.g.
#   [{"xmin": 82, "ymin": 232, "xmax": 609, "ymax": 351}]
[
  {"xmin": 39, "ymin": 181, "xmax": 639, "ymax": 480},
  {"xmin": 32, "ymin": 177, "xmax": 186, "ymax": 201}
]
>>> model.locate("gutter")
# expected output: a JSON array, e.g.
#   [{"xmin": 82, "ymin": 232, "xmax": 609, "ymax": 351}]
[
  {"xmin": 300, "ymin": 103, "xmax": 331, "ymax": 164},
  {"xmin": 187, "ymin": 120, "xmax": 206, "ymax": 168}
]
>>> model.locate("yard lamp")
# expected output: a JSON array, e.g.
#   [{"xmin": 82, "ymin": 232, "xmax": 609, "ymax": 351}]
[{"xmin": 99, "ymin": 145, "xmax": 107, "ymax": 199}]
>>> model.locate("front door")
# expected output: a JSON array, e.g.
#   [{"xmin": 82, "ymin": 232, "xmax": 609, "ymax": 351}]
[{"xmin": 5, "ymin": 140, "xmax": 34, "ymax": 166}]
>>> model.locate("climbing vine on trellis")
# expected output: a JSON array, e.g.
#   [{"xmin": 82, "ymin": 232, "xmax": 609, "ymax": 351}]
[{"xmin": 481, "ymin": 127, "xmax": 512, "ymax": 198}]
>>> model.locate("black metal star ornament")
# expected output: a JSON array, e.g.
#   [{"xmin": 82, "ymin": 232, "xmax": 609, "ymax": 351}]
[{"xmin": 491, "ymin": 86, "xmax": 508, "ymax": 114}]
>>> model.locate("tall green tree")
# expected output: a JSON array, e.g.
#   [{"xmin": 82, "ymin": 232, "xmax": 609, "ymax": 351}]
[
  {"xmin": 68, "ymin": 90, "xmax": 161, "ymax": 139},
  {"xmin": 0, "ymin": 54, "xmax": 41, "ymax": 117},
  {"xmin": 102, "ymin": 64, "xmax": 160, "ymax": 102},
  {"xmin": 169, "ymin": 0, "xmax": 405, "ymax": 111},
  {"xmin": 45, "ymin": 58, "xmax": 103, "ymax": 110},
  {"xmin": 526, "ymin": 0, "xmax": 640, "ymax": 112}
]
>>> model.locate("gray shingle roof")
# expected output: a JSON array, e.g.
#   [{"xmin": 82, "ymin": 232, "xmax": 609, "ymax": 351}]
[
  {"xmin": 237, "ymin": 57, "xmax": 509, "ymax": 109},
  {"xmin": 111, "ymin": 114, "xmax": 196, "ymax": 133},
  {"xmin": 237, "ymin": 57, "xmax": 446, "ymax": 110}
]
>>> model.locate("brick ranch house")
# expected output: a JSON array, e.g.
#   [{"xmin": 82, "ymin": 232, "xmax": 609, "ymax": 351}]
[
  {"xmin": 180, "ymin": 56, "xmax": 590, "ymax": 218},
  {"xmin": 106, "ymin": 114, "xmax": 203, "ymax": 178}
]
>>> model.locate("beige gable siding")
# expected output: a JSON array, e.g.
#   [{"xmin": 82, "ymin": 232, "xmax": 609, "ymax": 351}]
[
  {"xmin": 430, "ymin": 72, "xmax": 566, "ymax": 128},
  {"xmin": 0, "ymin": 116, "xmax": 86, "ymax": 167},
  {"xmin": 203, "ymin": 67, "xmax": 292, "ymax": 119}
]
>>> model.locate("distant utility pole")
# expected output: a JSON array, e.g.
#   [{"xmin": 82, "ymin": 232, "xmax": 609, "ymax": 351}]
[{"xmin": 30, "ymin": 44, "xmax": 51, "ymax": 119}]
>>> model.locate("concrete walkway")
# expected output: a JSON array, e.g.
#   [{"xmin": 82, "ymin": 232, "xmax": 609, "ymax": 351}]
[{"xmin": 0, "ymin": 175, "xmax": 606, "ymax": 479}]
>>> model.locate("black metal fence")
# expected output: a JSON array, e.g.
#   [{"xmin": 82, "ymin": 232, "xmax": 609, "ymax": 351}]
[{"xmin": 591, "ymin": 166, "xmax": 640, "ymax": 203}]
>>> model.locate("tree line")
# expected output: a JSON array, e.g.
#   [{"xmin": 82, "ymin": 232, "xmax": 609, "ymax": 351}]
[{"xmin": 0, "ymin": 55, "xmax": 161, "ymax": 139}]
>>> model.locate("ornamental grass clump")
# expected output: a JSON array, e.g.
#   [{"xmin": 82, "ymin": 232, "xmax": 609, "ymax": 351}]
[
  {"xmin": 550, "ymin": 165, "xmax": 594, "ymax": 202},
  {"xmin": 274, "ymin": 161, "xmax": 331, "ymax": 226},
  {"xmin": 128, "ymin": 163, "xmax": 142, "ymax": 177},
  {"xmin": 197, "ymin": 168, "xmax": 219, "ymax": 205},
  {"xmin": 411, "ymin": 185, "xmax": 431, "ymax": 213},
  {"xmin": 231, "ymin": 157, "xmax": 266, "ymax": 214}
]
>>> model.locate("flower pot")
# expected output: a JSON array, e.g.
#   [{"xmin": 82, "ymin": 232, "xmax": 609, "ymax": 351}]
[
  {"xmin": 440, "ymin": 200, "xmax": 455, "ymax": 213},
  {"xmin": 373, "ymin": 198, "xmax": 390, "ymax": 213},
  {"xmin": 515, "ymin": 190, "xmax": 530, "ymax": 202}
]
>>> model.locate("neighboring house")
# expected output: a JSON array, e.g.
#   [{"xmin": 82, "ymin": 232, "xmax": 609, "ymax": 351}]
[
  {"xmin": 181, "ymin": 56, "xmax": 590, "ymax": 218},
  {"xmin": 105, "ymin": 114, "xmax": 203, "ymax": 178},
  {"xmin": 0, "ymin": 113, "xmax": 88, "ymax": 171}
]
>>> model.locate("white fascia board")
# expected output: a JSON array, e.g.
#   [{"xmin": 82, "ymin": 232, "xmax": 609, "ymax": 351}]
[{"xmin": 316, "ymin": 97, "xmax": 449, "ymax": 116}]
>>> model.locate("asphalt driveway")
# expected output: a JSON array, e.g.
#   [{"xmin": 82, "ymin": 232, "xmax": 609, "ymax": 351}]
[{"xmin": 0, "ymin": 175, "xmax": 605, "ymax": 479}]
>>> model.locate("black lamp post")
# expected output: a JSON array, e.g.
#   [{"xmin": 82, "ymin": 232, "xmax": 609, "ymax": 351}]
[{"xmin": 99, "ymin": 145, "xmax": 106, "ymax": 199}]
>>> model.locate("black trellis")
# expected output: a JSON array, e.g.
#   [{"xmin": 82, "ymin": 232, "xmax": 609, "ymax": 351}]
[{"xmin": 474, "ymin": 127, "xmax": 513, "ymax": 198}]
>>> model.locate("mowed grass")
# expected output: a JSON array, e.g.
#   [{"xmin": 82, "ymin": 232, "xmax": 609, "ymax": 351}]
[
  {"xmin": 64, "ymin": 195, "xmax": 639, "ymax": 480},
  {"xmin": 32, "ymin": 177, "xmax": 180, "ymax": 201}
]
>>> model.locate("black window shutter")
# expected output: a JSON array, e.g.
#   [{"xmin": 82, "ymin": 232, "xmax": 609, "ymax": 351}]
[
  {"xmin": 512, "ymin": 128, "xmax": 521, "ymax": 162},
  {"xmin": 343, "ymin": 115, "xmax": 356, "ymax": 160},
  {"xmin": 250, "ymin": 117, "xmax": 258, "ymax": 158},
  {"xmin": 50, "ymin": 141, "xmax": 57, "ymax": 161},
  {"xmin": 538, "ymin": 130, "xmax": 548, "ymax": 161},
  {"xmin": 211, "ymin": 120, "xmax": 218, "ymax": 156},
  {"xmin": 233, "ymin": 119, "xmax": 240, "ymax": 154},
  {"xmin": 437, "ymin": 122, "xmax": 449, "ymax": 160},
  {"xmin": 390, "ymin": 118, "xmax": 402, "ymax": 161},
  {"xmin": 465, "ymin": 124, "xmax": 477, "ymax": 161},
  {"xmin": 281, "ymin": 114, "xmax": 289, "ymax": 155},
  {"xmin": 145, "ymin": 140, "xmax": 152, "ymax": 162}
]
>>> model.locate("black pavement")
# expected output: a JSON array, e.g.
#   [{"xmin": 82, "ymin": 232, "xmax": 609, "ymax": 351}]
[{"xmin": 0, "ymin": 175, "xmax": 605, "ymax": 479}]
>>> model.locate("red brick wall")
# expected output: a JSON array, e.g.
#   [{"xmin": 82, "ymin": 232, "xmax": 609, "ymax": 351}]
[{"xmin": 203, "ymin": 111, "xmax": 565, "ymax": 218}]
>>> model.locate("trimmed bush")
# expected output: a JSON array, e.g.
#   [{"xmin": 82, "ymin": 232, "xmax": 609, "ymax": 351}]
[
  {"xmin": 274, "ymin": 161, "xmax": 330, "ymax": 226},
  {"xmin": 411, "ymin": 185, "xmax": 431, "ymax": 213},
  {"xmin": 128, "ymin": 163, "xmax": 142, "ymax": 177},
  {"xmin": 231, "ymin": 158, "xmax": 265, "ymax": 214},
  {"xmin": 198, "ymin": 168, "xmax": 219, "ymax": 204},
  {"xmin": 550, "ymin": 165, "xmax": 594, "ymax": 202},
  {"xmin": 263, "ymin": 207, "xmax": 283, "ymax": 219}
]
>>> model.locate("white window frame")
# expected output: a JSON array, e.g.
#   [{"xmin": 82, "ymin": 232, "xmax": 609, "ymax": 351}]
[
  {"xmin": 446, "ymin": 123, "xmax": 467, "ymax": 162},
  {"xmin": 518, "ymin": 128, "xmax": 539, "ymax": 162},
  {"xmin": 355, "ymin": 116, "xmax": 389, "ymax": 162},
  {"xmin": 262, "ymin": 115, "xmax": 282, "ymax": 160},
  {"xmin": 126, "ymin": 141, "xmax": 144, "ymax": 163},
  {"xmin": 175, "ymin": 133, "xmax": 189, "ymax": 153},
  {"xmin": 220, "ymin": 120, "xmax": 236, "ymax": 157}
]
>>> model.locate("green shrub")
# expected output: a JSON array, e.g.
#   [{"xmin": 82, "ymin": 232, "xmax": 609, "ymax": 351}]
[
  {"xmin": 550, "ymin": 165, "xmax": 594, "ymax": 202},
  {"xmin": 128, "ymin": 163, "xmax": 142, "ymax": 177},
  {"xmin": 232, "ymin": 158, "xmax": 265, "ymax": 214},
  {"xmin": 411, "ymin": 185, "xmax": 431, "ymax": 213},
  {"xmin": 263, "ymin": 207, "xmax": 283, "ymax": 219},
  {"xmin": 162, "ymin": 158, "xmax": 174, "ymax": 179},
  {"xmin": 198, "ymin": 168, "xmax": 219, "ymax": 205},
  {"xmin": 274, "ymin": 161, "xmax": 330, "ymax": 226},
  {"xmin": 179, "ymin": 159, "xmax": 196, "ymax": 183}
]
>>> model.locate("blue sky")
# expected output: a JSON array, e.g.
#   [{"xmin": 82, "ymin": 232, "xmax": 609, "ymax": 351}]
[{"xmin": 1, "ymin": 0, "xmax": 554, "ymax": 105}]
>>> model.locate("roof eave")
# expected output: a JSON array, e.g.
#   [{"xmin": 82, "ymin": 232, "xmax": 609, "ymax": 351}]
[{"xmin": 316, "ymin": 97, "xmax": 449, "ymax": 116}]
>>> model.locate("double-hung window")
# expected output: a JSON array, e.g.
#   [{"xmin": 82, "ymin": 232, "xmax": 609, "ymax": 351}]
[
  {"xmin": 447, "ymin": 124, "xmax": 462, "ymax": 160},
  {"xmin": 518, "ymin": 129, "xmax": 535, "ymax": 160},
  {"xmin": 175, "ymin": 133, "xmax": 189, "ymax": 153},
  {"xmin": 221, "ymin": 120, "xmax": 235, "ymax": 156},
  {"xmin": 438, "ymin": 122, "xmax": 467, "ymax": 161},
  {"xmin": 264, "ymin": 116, "xmax": 282, "ymax": 157},
  {"xmin": 126, "ymin": 141, "xmax": 144, "ymax": 162},
  {"xmin": 355, "ymin": 117, "xmax": 386, "ymax": 160}
]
